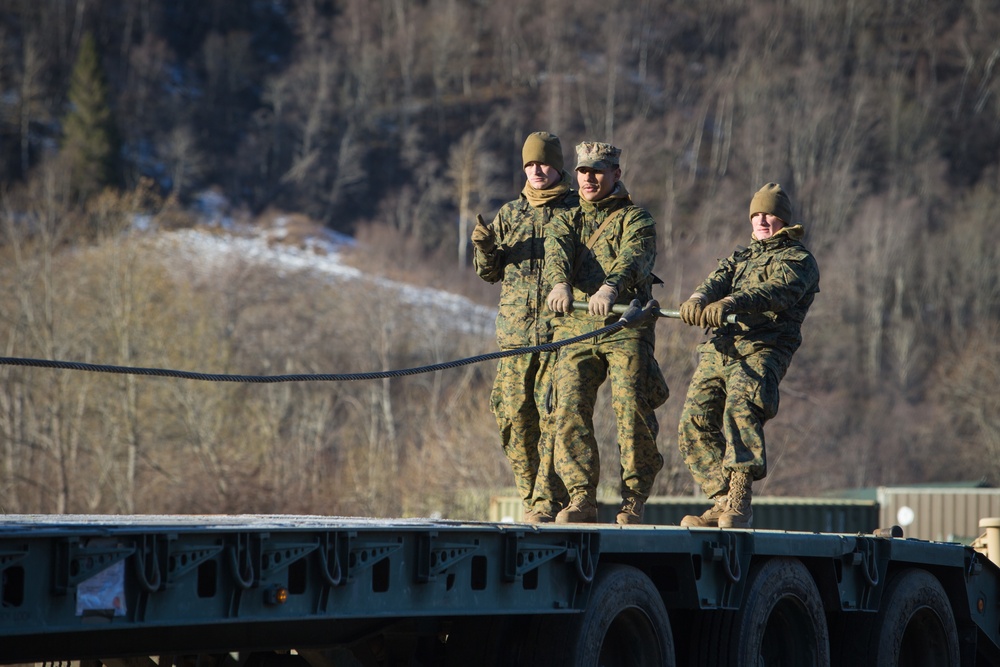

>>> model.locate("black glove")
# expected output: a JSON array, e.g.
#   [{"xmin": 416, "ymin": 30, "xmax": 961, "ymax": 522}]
[{"xmin": 471, "ymin": 214, "xmax": 495, "ymax": 253}]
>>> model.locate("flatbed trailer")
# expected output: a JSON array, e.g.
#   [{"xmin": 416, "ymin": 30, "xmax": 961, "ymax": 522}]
[{"xmin": 1, "ymin": 514, "xmax": 998, "ymax": 666}]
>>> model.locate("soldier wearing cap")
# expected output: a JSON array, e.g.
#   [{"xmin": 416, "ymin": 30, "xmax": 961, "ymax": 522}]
[
  {"xmin": 472, "ymin": 131, "xmax": 577, "ymax": 523},
  {"xmin": 676, "ymin": 183, "xmax": 820, "ymax": 528},
  {"xmin": 542, "ymin": 141, "xmax": 668, "ymax": 524}
]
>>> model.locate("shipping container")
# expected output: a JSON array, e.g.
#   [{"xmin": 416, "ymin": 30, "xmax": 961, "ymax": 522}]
[{"xmin": 877, "ymin": 486, "xmax": 1000, "ymax": 542}]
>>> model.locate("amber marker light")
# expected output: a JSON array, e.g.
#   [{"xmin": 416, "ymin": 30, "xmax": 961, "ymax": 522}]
[{"xmin": 265, "ymin": 585, "xmax": 289, "ymax": 605}]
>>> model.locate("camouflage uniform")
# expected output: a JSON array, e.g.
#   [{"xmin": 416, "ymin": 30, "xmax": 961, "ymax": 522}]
[
  {"xmin": 678, "ymin": 224, "xmax": 819, "ymax": 499},
  {"xmin": 475, "ymin": 174, "xmax": 578, "ymax": 516},
  {"xmin": 543, "ymin": 170, "xmax": 668, "ymax": 508}
]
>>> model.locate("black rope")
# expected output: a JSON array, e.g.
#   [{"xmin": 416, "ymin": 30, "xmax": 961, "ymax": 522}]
[{"xmin": 0, "ymin": 321, "xmax": 627, "ymax": 384}]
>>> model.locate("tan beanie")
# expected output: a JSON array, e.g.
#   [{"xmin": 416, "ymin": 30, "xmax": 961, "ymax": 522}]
[
  {"xmin": 522, "ymin": 132, "xmax": 564, "ymax": 172},
  {"xmin": 749, "ymin": 182, "xmax": 792, "ymax": 223}
]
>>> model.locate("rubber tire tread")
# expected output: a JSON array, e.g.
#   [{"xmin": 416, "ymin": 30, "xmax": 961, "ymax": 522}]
[
  {"xmin": 689, "ymin": 556, "xmax": 830, "ymax": 667},
  {"xmin": 527, "ymin": 563, "xmax": 675, "ymax": 667},
  {"xmin": 843, "ymin": 567, "xmax": 960, "ymax": 667}
]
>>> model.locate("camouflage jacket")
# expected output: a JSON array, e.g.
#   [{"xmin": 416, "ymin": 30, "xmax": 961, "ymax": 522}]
[
  {"xmin": 543, "ymin": 183, "xmax": 658, "ymax": 342},
  {"xmin": 474, "ymin": 188, "xmax": 579, "ymax": 350},
  {"xmin": 696, "ymin": 224, "xmax": 820, "ymax": 360}
]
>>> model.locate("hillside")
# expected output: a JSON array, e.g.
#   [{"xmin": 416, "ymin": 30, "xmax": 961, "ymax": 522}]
[
  {"xmin": 0, "ymin": 199, "xmax": 511, "ymax": 517},
  {"xmin": 0, "ymin": 1, "xmax": 998, "ymax": 515}
]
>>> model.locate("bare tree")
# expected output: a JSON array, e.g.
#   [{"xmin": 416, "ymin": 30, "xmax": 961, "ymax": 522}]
[
  {"xmin": 448, "ymin": 127, "xmax": 489, "ymax": 270},
  {"xmin": 17, "ymin": 31, "xmax": 47, "ymax": 177},
  {"xmin": 161, "ymin": 124, "xmax": 206, "ymax": 198}
]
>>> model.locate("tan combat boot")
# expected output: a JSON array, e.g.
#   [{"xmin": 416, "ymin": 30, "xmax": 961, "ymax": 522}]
[
  {"xmin": 616, "ymin": 495, "xmax": 645, "ymax": 525},
  {"xmin": 555, "ymin": 497, "xmax": 598, "ymax": 523},
  {"xmin": 680, "ymin": 494, "xmax": 728, "ymax": 527},
  {"xmin": 523, "ymin": 507, "xmax": 556, "ymax": 524},
  {"xmin": 718, "ymin": 471, "xmax": 753, "ymax": 528}
]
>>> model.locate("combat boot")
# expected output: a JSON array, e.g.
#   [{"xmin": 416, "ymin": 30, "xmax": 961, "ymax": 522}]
[
  {"xmin": 523, "ymin": 508, "xmax": 556, "ymax": 524},
  {"xmin": 616, "ymin": 495, "xmax": 645, "ymax": 525},
  {"xmin": 680, "ymin": 494, "xmax": 728, "ymax": 527},
  {"xmin": 555, "ymin": 497, "xmax": 598, "ymax": 523},
  {"xmin": 718, "ymin": 471, "xmax": 753, "ymax": 528}
]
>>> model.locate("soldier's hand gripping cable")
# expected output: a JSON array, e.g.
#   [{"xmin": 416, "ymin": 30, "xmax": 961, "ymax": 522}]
[{"xmin": 569, "ymin": 300, "xmax": 738, "ymax": 326}]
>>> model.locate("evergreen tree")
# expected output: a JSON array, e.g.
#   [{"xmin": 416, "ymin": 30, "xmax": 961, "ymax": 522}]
[{"xmin": 61, "ymin": 32, "xmax": 119, "ymax": 202}]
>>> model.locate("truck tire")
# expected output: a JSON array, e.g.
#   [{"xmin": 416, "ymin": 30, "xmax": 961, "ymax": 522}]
[
  {"xmin": 528, "ymin": 563, "xmax": 675, "ymax": 667},
  {"xmin": 690, "ymin": 556, "xmax": 829, "ymax": 667},
  {"xmin": 843, "ymin": 567, "xmax": 960, "ymax": 666}
]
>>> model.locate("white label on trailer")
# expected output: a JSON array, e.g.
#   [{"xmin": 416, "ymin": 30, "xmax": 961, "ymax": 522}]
[{"xmin": 76, "ymin": 559, "xmax": 127, "ymax": 617}]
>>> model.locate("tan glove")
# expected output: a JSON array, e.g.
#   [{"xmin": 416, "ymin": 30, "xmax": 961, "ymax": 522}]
[
  {"xmin": 700, "ymin": 297, "xmax": 734, "ymax": 328},
  {"xmin": 471, "ymin": 214, "xmax": 495, "ymax": 253},
  {"xmin": 678, "ymin": 295, "xmax": 705, "ymax": 326},
  {"xmin": 546, "ymin": 283, "xmax": 574, "ymax": 313},
  {"xmin": 588, "ymin": 284, "xmax": 618, "ymax": 317}
]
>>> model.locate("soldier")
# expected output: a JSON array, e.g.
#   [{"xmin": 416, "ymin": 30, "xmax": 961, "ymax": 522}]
[
  {"xmin": 472, "ymin": 131, "xmax": 577, "ymax": 523},
  {"xmin": 677, "ymin": 182, "xmax": 820, "ymax": 528},
  {"xmin": 543, "ymin": 141, "xmax": 668, "ymax": 524}
]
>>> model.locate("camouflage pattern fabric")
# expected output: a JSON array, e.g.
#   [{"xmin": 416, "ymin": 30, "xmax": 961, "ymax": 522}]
[
  {"xmin": 678, "ymin": 347, "xmax": 785, "ymax": 498},
  {"xmin": 678, "ymin": 225, "xmax": 819, "ymax": 498},
  {"xmin": 490, "ymin": 352, "xmax": 566, "ymax": 514},
  {"xmin": 475, "ymin": 190, "xmax": 578, "ymax": 349},
  {"xmin": 538, "ymin": 182, "xmax": 665, "ymax": 506},
  {"xmin": 547, "ymin": 337, "xmax": 667, "ymax": 504},
  {"xmin": 574, "ymin": 141, "xmax": 621, "ymax": 170},
  {"xmin": 544, "ymin": 183, "xmax": 657, "ymax": 345},
  {"xmin": 692, "ymin": 224, "xmax": 819, "ymax": 359},
  {"xmin": 531, "ymin": 394, "xmax": 569, "ymax": 514},
  {"xmin": 475, "ymin": 188, "xmax": 578, "ymax": 512}
]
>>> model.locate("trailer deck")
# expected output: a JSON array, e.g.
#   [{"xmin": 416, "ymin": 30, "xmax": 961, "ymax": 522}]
[{"xmin": 0, "ymin": 514, "xmax": 997, "ymax": 665}]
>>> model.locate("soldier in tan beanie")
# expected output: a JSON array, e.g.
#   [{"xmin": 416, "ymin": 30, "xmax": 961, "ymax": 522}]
[
  {"xmin": 472, "ymin": 131, "xmax": 577, "ymax": 523},
  {"xmin": 521, "ymin": 131, "xmax": 564, "ymax": 174},
  {"xmin": 676, "ymin": 183, "xmax": 820, "ymax": 528}
]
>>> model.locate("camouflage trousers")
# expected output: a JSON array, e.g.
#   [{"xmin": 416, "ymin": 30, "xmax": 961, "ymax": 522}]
[
  {"xmin": 677, "ymin": 345, "xmax": 788, "ymax": 499},
  {"xmin": 490, "ymin": 352, "xmax": 567, "ymax": 514},
  {"xmin": 545, "ymin": 337, "xmax": 668, "ymax": 505}
]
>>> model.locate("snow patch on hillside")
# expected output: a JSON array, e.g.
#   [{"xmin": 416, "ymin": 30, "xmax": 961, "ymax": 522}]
[{"xmin": 152, "ymin": 220, "xmax": 497, "ymax": 338}]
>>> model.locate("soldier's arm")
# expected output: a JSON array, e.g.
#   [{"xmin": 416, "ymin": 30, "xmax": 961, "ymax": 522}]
[
  {"xmin": 543, "ymin": 211, "xmax": 579, "ymax": 287},
  {"xmin": 728, "ymin": 249, "xmax": 819, "ymax": 314},
  {"xmin": 602, "ymin": 207, "xmax": 656, "ymax": 294},
  {"xmin": 694, "ymin": 252, "xmax": 740, "ymax": 303},
  {"xmin": 473, "ymin": 211, "xmax": 507, "ymax": 283}
]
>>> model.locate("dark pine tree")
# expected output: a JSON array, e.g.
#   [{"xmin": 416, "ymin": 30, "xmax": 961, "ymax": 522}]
[{"xmin": 61, "ymin": 32, "xmax": 120, "ymax": 202}]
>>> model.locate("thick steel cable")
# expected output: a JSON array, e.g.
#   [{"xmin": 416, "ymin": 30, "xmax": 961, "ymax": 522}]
[{"xmin": 0, "ymin": 321, "xmax": 627, "ymax": 384}]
